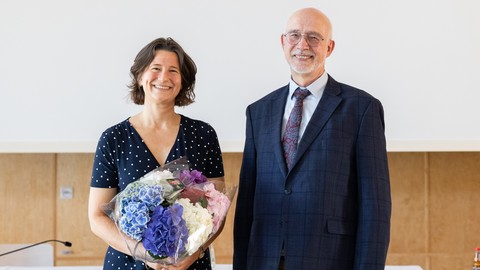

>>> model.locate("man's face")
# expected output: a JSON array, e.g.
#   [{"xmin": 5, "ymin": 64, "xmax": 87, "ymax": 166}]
[{"xmin": 282, "ymin": 10, "xmax": 334, "ymax": 84}]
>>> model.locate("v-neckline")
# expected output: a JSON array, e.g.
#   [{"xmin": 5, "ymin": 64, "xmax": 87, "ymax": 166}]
[{"xmin": 126, "ymin": 115, "xmax": 182, "ymax": 167}]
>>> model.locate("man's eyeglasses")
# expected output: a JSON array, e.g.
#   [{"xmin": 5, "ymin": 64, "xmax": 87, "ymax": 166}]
[{"xmin": 283, "ymin": 31, "xmax": 324, "ymax": 47}]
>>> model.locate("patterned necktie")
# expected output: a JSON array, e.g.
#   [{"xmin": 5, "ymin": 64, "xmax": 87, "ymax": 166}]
[{"xmin": 282, "ymin": 88, "xmax": 311, "ymax": 169}]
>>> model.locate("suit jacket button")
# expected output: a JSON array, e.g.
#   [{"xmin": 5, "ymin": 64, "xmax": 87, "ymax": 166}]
[{"xmin": 284, "ymin": 189, "xmax": 291, "ymax": 195}]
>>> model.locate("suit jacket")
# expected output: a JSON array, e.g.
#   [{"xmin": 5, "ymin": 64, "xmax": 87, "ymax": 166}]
[{"xmin": 233, "ymin": 75, "xmax": 391, "ymax": 270}]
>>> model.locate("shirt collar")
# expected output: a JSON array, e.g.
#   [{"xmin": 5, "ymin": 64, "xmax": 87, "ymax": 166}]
[{"xmin": 288, "ymin": 72, "xmax": 328, "ymax": 99}]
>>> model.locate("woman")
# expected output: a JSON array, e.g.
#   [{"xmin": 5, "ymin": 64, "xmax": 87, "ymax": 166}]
[{"xmin": 88, "ymin": 37, "xmax": 225, "ymax": 270}]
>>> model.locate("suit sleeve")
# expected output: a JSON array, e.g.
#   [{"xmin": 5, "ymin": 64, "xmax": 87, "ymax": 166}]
[
  {"xmin": 354, "ymin": 98, "xmax": 392, "ymax": 270},
  {"xmin": 233, "ymin": 105, "xmax": 257, "ymax": 270}
]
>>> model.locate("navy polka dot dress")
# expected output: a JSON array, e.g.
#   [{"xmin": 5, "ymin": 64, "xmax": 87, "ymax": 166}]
[{"xmin": 91, "ymin": 115, "xmax": 224, "ymax": 270}]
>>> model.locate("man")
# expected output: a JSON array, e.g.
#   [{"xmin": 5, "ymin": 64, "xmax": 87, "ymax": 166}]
[{"xmin": 233, "ymin": 7, "xmax": 391, "ymax": 270}]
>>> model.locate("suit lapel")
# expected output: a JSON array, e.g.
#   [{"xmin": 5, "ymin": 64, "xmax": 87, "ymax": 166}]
[
  {"xmin": 291, "ymin": 76, "xmax": 342, "ymax": 169},
  {"xmin": 272, "ymin": 86, "xmax": 290, "ymax": 177}
]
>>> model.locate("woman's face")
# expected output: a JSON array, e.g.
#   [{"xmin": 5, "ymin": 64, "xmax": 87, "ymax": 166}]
[{"xmin": 140, "ymin": 50, "xmax": 182, "ymax": 105}]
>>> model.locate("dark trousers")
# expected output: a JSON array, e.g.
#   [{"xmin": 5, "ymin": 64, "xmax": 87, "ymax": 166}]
[{"xmin": 278, "ymin": 256, "xmax": 285, "ymax": 270}]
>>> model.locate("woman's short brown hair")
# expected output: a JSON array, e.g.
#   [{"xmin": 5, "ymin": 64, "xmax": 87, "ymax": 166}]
[{"xmin": 128, "ymin": 37, "xmax": 197, "ymax": 106}]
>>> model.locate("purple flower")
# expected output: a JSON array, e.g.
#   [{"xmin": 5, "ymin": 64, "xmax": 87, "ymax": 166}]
[
  {"xmin": 142, "ymin": 203, "xmax": 189, "ymax": 258},
  {"xmin": 179, "ymin": 170, "xmax": 207, "ymax": 186}
]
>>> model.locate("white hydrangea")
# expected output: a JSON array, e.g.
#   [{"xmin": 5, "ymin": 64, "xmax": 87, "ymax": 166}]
[
  {"xmin": 140, "ymin": 169, "xmax": 174, "ymax": 195},
  {"xmin": 176, "ymin": 198, "xmax": 213, "ymax": 255},
  {"xmin": 142, "ymin": 169, "xmax": 174, "ymax": 182}
]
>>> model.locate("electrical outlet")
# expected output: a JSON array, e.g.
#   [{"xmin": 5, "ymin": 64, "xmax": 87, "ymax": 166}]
[{"xmin": 60, "ymin": 186, "xmax": 74, "ymax": 199}]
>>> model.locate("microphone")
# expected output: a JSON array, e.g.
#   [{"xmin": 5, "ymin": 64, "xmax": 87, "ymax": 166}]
[{"xmin": 0, "ymin": 240, "xmax": 72, "ymax": 257}]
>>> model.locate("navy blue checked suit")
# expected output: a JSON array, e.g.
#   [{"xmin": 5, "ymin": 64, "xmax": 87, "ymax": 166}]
[{"xmin": 233, "ymin": 75, "xmax": 391, "ymax": 270}]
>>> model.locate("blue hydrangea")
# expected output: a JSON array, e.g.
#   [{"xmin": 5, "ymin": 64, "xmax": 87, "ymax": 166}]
[
  {"xmin": 117, "ymin": 182, "xmax": 166, "ymax": 240},
  {"xmin": 118, "ymin": 199, "xmax": 150, "ymax": 240},
  {"xmin": 137, "ymin": 185, "xmax": 164, "ymax": 211},
  {"xmin": 142, "ymin": 203, "xmax": 189, "ymax": 258}
]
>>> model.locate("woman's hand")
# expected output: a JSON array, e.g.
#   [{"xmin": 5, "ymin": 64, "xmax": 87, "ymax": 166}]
[{"xmin": 145, "ymin": 248, "xmax": 203, "ymax": 270}]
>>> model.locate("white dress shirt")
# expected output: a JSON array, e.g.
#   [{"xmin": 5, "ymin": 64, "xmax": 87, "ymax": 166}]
[{"xmin": 281, "ymin": 72, "xmax": 328, "ymax": 142}]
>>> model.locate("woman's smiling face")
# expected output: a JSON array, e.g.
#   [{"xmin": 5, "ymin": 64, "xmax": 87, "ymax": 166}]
[{"xmin": 140, "ymin": 50, "xmax": 182, "ymax": 105}]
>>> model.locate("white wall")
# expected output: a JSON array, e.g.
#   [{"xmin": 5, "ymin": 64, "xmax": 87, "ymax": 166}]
[{"xmin": 1, "ymin": 0, "xmax": 479, "ymax": 152}]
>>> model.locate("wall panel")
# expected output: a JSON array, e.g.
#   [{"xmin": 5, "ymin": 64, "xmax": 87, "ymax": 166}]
[
  {"xmin": 0, "ymin": 154, "xmax": 56, "ymax": 244},
  {"xmin": 1, "ymin": 152, "xmax": 479, "ymax": 269},
  {"xmin": 388, "ymin": 152, "xmax": 427, "ymax": 254},
  {"xmin": 55, "ymin": 153, "xmax": 108, "ymax": 263}
]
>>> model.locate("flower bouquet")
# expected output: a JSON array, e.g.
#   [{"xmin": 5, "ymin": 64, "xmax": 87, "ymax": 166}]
[{"xmin": 102, "ymin": 157, "xmax": 236, "ymax": 265}]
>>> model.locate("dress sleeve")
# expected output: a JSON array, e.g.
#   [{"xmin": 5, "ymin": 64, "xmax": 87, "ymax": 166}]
[
  {"xmin": 90, "ymin": 129, "xmax": 119, "ymax": 189},
  {"xmin": 202, "ymin": 124, "xmax": 224, "ymax": 178}
]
